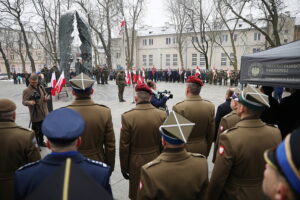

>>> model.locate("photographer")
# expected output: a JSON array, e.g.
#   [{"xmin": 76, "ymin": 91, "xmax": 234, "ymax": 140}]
[
  {"xmin": 146, "ymin": 80, "xmax": 173, "ymax": 109},
  {"xmin": 22, "ymin": 73, "xmax": 49, "ymax": 147}
]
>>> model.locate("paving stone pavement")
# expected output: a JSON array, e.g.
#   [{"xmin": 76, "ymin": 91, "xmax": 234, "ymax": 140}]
[{"xmin": 0, "ymin": 80, "xmax": 231, "ymax": 200}]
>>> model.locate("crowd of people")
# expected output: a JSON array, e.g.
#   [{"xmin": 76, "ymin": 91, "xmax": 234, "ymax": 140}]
[{"xmin": 1, "ymin": 70, "xmax": 300, "ymax": 200}]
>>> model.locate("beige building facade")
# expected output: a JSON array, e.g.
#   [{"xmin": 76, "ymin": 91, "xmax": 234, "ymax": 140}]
[{"xmin": 110, "ymin": 16, "xmax": 296, "ymax": 71}]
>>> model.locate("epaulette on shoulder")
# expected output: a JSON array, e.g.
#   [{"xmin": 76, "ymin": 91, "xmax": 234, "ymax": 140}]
[
  {"xmin": 16, "ymin": 126, "xmax": 33, "ymax": 133},
  {"xmin": 202, "ymin": 99, "xmax": 212, "ymax": 103},
  {"xmin": 174, "ymin": 100, "xmax": 185, "ymax": 106},
  {"xmin": 223, "ymin": 126, "xmax": 238, "ymax": 134},
  {"xmin": 94, "ymin": 103, "xmax": 109, "ymax": 109},
  {"xmin": 17, "ymin": 160, "xmax": 40, "ymax": 171},
  {"xmin": 267, "ymin": 124, "xmax": 278, "ymax": 128},
  {"xmin": 144, "ymin": 158, "xmax": 161, "ymax": 169},
  {"xmin": 86, "ymin": 158, "xmax": 108, "ymax": 168},
  {"xmin": 191, "ymin": 153, "xmax": 206, "ymax": 158}
]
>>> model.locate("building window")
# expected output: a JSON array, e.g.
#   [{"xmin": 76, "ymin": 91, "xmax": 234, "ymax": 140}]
[
  {"xmin": 142, "ymin": 55, "xmax": 147, "ymax": 66},
  {"xmin": 10, "ymin": 53, "xmax": 14, "ymax": 60},
  {"xmin": 254, "ymin": 32, "xmax": 261, "ymax": 41},
  {"xmin": 222, "ymin": 34, "xmax": 228, "ymax": 42},
  {"xmin": 149, "ymin": 39, "xmax": 153, "ymax": 45},
  {"xmin": 143, "ymin": 39, "xmax": 147, "ymax": 45},
  {"xmin": 230, "ymin": 53, "xmax": 235, "ymax": 65},
  {"xmin": 37, "ymin": 52, "xmax": 42, "ymax": 60},
  {"xmin": 149, "ymin": 55, "xmax": 153, "ymax": 66},
  {"xmin": 173, "ymin": 37, "xmax": 177, "ymax": 44},
  {"xmin": 116, "ymin": 52, "xmax": 121, "ymax": 58},
  {"xmin": 166, "ymin": 38, "xmax": 171, "ymax": 45},
  {"xmin": 234, "ymin": 34, "xmax": 237, "ymax": 41},
  {"xmin": 221, "ymin": 53, "xmax": 227, "ymax": 66},
  {"xmin": 166, "ymin": 54, "xmax": 170, "ymax": 66},
  {"xmin": 253, "ymin": 48, "xmax": 261, "ymax": 53},
  {"xmin": 192, "ymin": 36, "xmax": 198, "ymax": 43},
  {"xmin": 284, "ymin": 39, "xmax": 288, "ymax": 44},
  {"xmin": 173, "ymin": 54, "xmax": 178, "ymax": 66},
  {"xmin": 284, "ymin": 30, "xmax": 288, "ymax": 34},
  {"xmin": 200, "ymin": 54, "xmax": 205, "ymax": 66},
  {"xmin": 192, "ymin": 54, "xmax": 197, "ymax": 66}
]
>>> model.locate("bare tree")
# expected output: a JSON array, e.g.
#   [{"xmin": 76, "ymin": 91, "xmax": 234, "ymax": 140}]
[
  {"xmin": 224, "ymin": 0, "xmax": 290, "ymax": 47},
  {"xmin": 31, "ymin": 0, "xmax": 61, "ymax": 66},
  {"xmin": 118, "ymin": 0, "xmax": 144, "ymax": 70},
  {"xmin": 184, "ymin": 0, "xmax": 212, "ymax": 70},
  {"xmin": 76, "ymin": 0, "xmax": 119, "ymax": 69},
  {"xmin": 0, "ymin": 0, "xmax": 36, "ymax": 72},
  {"xmin": 167, "ymin": 0, "xmax": 189, "ymax": 68},
  {"xmin": 213, "ymin": 0, "xmax": 246, "ymax": 70},
  {"xmin": 0, "ymin": 41, "xmax": 11, "ymax": 79}
]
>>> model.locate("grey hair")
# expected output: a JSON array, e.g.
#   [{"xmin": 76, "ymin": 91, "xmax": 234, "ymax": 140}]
[
  {"xmin": 187, "ymin": 83, "xmax": 201, "ymax": 95},
  {"xmin": 0, "ymin": 111, "xmax": 15, "ymax": 120},
  {"xmin": 136, "ymin": 91, "xmax": 151, "ymax": 102}
]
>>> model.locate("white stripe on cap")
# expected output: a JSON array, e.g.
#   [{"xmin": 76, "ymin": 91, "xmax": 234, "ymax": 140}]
[
  {"xmin": 173, "ymin": 111, "xmax": 187, "ymax": 143},
  {"xmin": 81, "ymin": 73, "xmax": 85, "ymax": 90}
]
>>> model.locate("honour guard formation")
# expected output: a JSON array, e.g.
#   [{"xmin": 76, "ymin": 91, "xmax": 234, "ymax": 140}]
[{"xmin": 1, "ymin": 72, "xmax": 300, "ymax": 200}]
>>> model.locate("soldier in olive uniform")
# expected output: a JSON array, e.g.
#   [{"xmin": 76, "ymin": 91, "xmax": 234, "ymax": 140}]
[
  {"xmin": 212, "ymin": 89, "xmax": 241, "ymax": 163},
  {"xmin": 120, "ymin": 83, "xmax": 167, "ymax": 200},
  {"xmin": 67, "ymin": 73, "xmax": 116, "ymax": 171},
  {"xmin": 207, "ymin": 85, "xmax": 282, "ymax": 200},
  {"xmin": 94, "ymin": 65, "xmax": 101, "ymax": 84},
  {"xmin": 116, "ymin": 70, "xmax": 126, "ymax": 102},
  {"xmin": 0, "ymin": 99, "xmax": 41, "ymax": 200},
  {"xmin": 173, "ymin": 76, "xmax": 215, "ymax": 157},
  {"xmin": 103, "ymin": 66, "xmax": 109, "ymax": 84},
  {"xmin": 137, "ymin": 111, "xmax": 208, "ymax": 200}
]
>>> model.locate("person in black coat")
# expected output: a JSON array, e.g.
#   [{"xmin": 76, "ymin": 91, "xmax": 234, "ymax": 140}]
[{"xmin": 214, "ymin": 88, "xmax": 234, "ymax": 141}]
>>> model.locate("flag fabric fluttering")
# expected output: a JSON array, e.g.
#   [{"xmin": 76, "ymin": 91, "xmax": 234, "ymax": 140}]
[
  {"xmin": 119, "ymin": 18, "xmax": 125, "ymax": 35},
  {"xmin": 132, "ymin": 68, "xmax": 137, "ymax": 84},
  {"xmin": 50, "ymin": 72, "xmax": 57, "ymax": 96},
  {"xmin": 195, "ymin": 66, "xmax": 200, "ymax": 78},
  {"xmin": 55, "ymin": 71, "xmax": 66, "ymax": 94}
]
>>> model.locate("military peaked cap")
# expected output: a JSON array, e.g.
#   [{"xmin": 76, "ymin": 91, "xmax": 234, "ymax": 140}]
[
  {"xmin": 238, "ymin": 85, "xmax": 269, "ymax": 111},
  {"xmin": 160, "ymin": 111, "xmax": 195, "ymax": 145},
  {"xmin": 42, "ymin": 108, "xmax": 85, "ymax": 143},
  {"xmin": 70, "ymin": 73, "xmax": 95, "ymax": 92},
  {"xmin": 264, "ymin": 128, "xmax": 300, "ymax": 195}
]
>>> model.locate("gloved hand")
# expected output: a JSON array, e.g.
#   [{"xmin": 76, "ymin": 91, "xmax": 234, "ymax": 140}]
[
  {"xmin": 168, "ymin": 94, "xmax": 173, "ymax": 99},
  {"xmin": 122, "ymin": 172, "xmax": 130, "ymax": 180}
]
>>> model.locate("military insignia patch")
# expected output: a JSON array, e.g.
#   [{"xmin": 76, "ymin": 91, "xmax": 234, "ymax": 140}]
[
  {"xmin": 220, "ymin": 126, "xmax": 224, "ymax": 131},
  {"xmin": 218, "ymin": 145, "xmax": 225, "ymax": 155},
  {"xmin": 139, "ymin": 180, "xmax": 143, "ymax": 190}
]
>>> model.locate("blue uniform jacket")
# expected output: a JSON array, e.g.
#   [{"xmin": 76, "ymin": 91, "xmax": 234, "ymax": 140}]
[
  {"xmin": 150, "ymin": 94, "xmax": 168, "ymax": 108},
  {"xmin": 14, "ymin": 151, "xmax": 112, "ymax": 200}
]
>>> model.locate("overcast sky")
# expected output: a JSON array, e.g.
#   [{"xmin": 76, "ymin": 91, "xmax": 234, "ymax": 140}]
[{"xmin": 143, "ymin": 0, "xmax": 300, "ymax": 27}]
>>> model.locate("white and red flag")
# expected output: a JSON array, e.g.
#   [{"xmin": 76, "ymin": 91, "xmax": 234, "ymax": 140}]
[
  {"xmin": 55, "ymin": 71, "xmax": 66, "ymax": 94},
  {"xmin": 132, "ymin": 67, "xmax": 137, "ymax": 83},
  {"xmin": 125, "ymin": 70, "xmax": 131, "ymax": 85},
  {"xmin": 119, "ymin": 18, "xmax": 125, "ymax": 35},
  {"xmin": 195, "ymin": 66, "xmax": 200, "ymax": 78},
  {"xmin": 50, "ymin": 72, "xmax": 56, "ymax": 96}
]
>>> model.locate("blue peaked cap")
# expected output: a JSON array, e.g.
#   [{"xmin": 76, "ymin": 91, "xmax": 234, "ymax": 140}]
[{"xmin": 42, "ymin": 108, "xmax": 85, "ymax": 141}]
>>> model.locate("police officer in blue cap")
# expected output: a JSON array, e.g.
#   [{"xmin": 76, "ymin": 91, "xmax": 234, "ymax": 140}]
[
  {"xmin": 263, "ymin": 128, "xmax": 300, "ymax": 200},
  {"xmin": 14, "ymin": 108, "xmax": 112, "ymax": 199}
]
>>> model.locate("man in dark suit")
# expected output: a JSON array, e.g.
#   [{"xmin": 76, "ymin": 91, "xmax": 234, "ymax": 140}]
[{"xmin": 14, "ymin": 108, "xmax": 112, "ymax": 199}]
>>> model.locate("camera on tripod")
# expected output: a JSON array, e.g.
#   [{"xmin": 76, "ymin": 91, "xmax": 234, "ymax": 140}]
[
  {"xmin": 157, "ymin": 90, "xmax": 173, "ymax": 99},
  {"xmin": 30, "ymin": 91, "xmax": 41, "ymax": 102}
]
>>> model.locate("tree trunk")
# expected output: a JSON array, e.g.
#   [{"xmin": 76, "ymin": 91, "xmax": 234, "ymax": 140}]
[
  {"xmin": 0, "ymin": 42, "xmax": 11, "ymax": 79},
  {"xmin": 204, "ymin": 54, "xmax": 209, "ymax": 70},
  {"xmin": 178, "ymin": 38, "xmax": 184, "ymax": 68},
  {"xmin": 18, "ymin": 19, "xmax": 36, "ymax": 72},
  {"xmin": 18, "ymin": 34, "xmax": 26, "ymax": 73}
]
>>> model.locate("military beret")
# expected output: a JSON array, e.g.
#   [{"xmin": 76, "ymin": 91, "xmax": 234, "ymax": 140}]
[
  {"xmin": 42, "ymin": 108, "xmax": 85, "ymax": 142},
  {"xmin": 238, "ymin": 85, "xmax": 269, "ymax": 111},
  {"xmin": 0, "ymin": 98, "xmax": 16, "ymax": 112},
  {"xmin": 135, "ymin": 83, "xmax": 152, "ymax": 94},
  {"xmin": 264, "ymin": 128, "xmax": 300, "ymax": 195},
  {"xmin": 186, "ymin": 76, "xmax": 203, "ymax": 86},
  {"xmin": 70, "ymin": 73, "xmax": 95, "ymax": 92},
  {"xmin": 160, "ymin": 111, "xmax": 195, "ymax": 145}
]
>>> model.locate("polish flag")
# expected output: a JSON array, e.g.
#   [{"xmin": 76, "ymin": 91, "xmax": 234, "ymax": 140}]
[
  {"xmin": 119, "ymin": 18, "xmax": 125, "ymax": 35},
  {"xmin": 50, "ymin": 72, "xmax": 57, "ymax": 96},
  {"xmin": 137, "ymin": 69, "xmax": 145, "ymax": 84},
  {"xmin": 195, "ymin": 66, "xmax": 200, "ymax": 78},
  {"xmin": 55, "ymin": 71, "xmax": 66, "ymax": 94},
  {"xmin": 125, "ymin": 70, "xmax": 131, "ymax": 85},
  {"xmin": 132, "ymin": 68, "xmax": 137, "ymax": 83}
]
